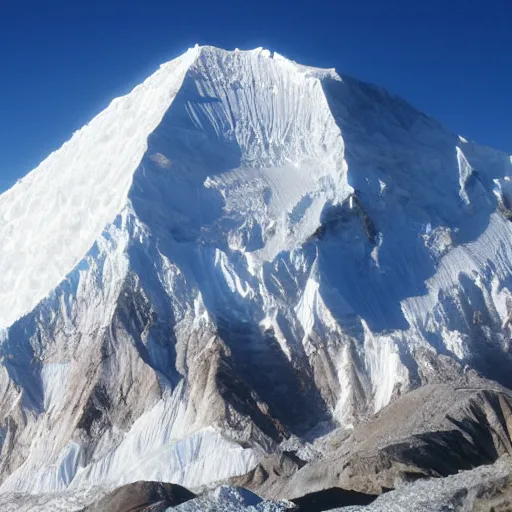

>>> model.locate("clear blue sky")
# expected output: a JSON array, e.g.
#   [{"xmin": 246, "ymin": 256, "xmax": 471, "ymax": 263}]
[{"xmin": 1, "ymin": 0, "xmax": 510, "ymax": 192}]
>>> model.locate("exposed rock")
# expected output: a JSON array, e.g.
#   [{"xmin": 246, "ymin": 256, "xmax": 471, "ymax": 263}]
[
  {"xmin": 228, "ymin": 452, "xmax": 307, "ymax": 490},
  {"xmin": 82, "ymin": 481, "xmax": 195, "ymax": 512},
  {"xmin": 291, "ymin": 487, "xmax": 377, "ymax": 511},
  {"xmin": 250, "ymin": 384, "xmax": 512, "ymax": 499}
]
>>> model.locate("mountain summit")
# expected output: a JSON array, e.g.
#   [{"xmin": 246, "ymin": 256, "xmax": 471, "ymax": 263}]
[{"xmin": 0, "ymin": 46, "xmax": 511, "ymax": 508}]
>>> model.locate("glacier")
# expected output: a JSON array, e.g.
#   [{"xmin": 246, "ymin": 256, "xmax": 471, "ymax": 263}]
[{"xmin": 0, "ymin": 44, "xmax": 511, "ymax": 508}]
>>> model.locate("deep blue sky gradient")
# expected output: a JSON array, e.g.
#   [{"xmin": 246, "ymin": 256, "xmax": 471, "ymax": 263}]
[{"xmin": 1, "ymin": 0, "xmax": 511, "ymax": 192}]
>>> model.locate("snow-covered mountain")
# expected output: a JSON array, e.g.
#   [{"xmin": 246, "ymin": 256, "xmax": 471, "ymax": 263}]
[{"xmin": 0, "ymin": 45, "xmax": 511, "ymax": 505}]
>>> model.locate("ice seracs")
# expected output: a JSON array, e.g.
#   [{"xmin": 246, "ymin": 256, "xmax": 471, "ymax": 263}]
[{"xmin": 0, "ymin": 45, "xmax": 510, "ymax": 508}]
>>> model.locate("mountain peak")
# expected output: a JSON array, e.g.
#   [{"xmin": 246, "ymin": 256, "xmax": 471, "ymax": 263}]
[
  {"xmin": 0, "ymin": 45, "xmax": 511, "ymax": 504},
  {"xmin": 0, "ymin": 45, "xmax": 344, "ymax": 328}
]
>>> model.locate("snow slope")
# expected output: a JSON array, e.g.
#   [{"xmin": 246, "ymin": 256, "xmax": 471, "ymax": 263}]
[
  {"xmin": 0, "ymin": 45, "xmax": 510, "ymax": 506},
  {"xmin": 0, "ymin": 46, "xmax": 199, "ymax": 328}
]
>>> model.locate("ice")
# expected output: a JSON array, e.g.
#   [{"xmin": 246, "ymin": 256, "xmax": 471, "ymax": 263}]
[
  {"xmin": 172, "ymin": 485, "xmax": 296, "ymax": 511},
  {"xmin": 41, "ymin": 363, "xmax": 69, "ymax": 412},
  {"xmin": 0, "ymin": 45, "xmax": 510, "ymax": 505},
  {"xmin": 333, "ymin": 458, "xmax": 512, "ymax": 512}
]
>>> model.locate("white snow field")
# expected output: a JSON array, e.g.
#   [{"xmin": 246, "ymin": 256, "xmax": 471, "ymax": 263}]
[
  {"xmin": 0, "ymin": 45, "xmax": 510, "ymax": 508},
  {"xmin": 0, "ymin": 47, "xmax": 199, "ymax": 329}
]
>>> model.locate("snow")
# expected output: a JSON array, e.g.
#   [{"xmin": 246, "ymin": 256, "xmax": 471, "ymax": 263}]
[
  {"xmin": 173, "ymin": 485, "xmax": 296, "ymax": 511},
  {"xmin": 1, "ymin": 386, "xmax": 257, "ymax": 494},
  {"xmin": 0, "ymin": 44, "xmax": 510, "ymax": 505},
  {"xmin": 41, "ymin": 363, "xmax": 69, "ymax": 412},
  {"xmin": 0, "ymin": 45, "xmax": 199, "ymax": 329}
]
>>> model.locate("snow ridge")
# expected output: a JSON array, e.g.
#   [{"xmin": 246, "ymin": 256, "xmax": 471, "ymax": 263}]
[{"xmin": 0, "ymin": 46, "xmax": 199, "ymax": 328}]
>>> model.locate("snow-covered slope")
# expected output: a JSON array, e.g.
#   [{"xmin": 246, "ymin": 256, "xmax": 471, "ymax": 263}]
[
  {"xmin": 0, "ymin": 47, "xmax": 199, "ymax": 329},
  {"xmin": 0, "ymin": 45, "xmax": 511, "ymax": 506}
]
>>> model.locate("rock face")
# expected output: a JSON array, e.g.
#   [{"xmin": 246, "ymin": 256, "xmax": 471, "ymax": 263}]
[
  {"xmin": 0, "ymin": 44, "xmax": 511, "ymax": 507},
  {"xmin": 291, "ymin": 488, "xmax": 377, "ymax": 510},
  {"xmin": 82, "ymin": 481, "xmax": 195, "ymax": 512},
  {"xmin": 245, "ymin": 383, "xmax": 512, "ymax": 500}
]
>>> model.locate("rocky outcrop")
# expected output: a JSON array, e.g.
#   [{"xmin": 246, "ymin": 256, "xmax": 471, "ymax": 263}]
[
  {"xmin": 82, "ymin": 481, "xmax": 195, "ymax": 512},
  {"xmin": 240, "ymin": 384, "xmax": 512, "ymax": 499},
  {"xmin": 291, "ymin": 488, "xmax": 377, "ymax": 511}
]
